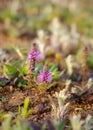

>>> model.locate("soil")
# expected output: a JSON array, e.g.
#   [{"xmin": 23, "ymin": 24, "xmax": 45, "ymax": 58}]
[
  {"xmin": 0, "ymin": 79, "xmax": 93, "ymax": 125},
  {"xmin": 0, "ymin": 81, "xmax": 65, "ymax": 124}
]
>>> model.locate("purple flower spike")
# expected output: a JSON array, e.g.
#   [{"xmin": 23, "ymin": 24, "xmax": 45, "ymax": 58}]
[
  {"xmin": 28, "ymin": 51, "xmax": 40, "ymax": 61},
  {"xmin": 28, "ymin": 43, "xmax": 40, "ymax": 61},
  {"xmin": 38, "ymin": 64, "xmax": 52, "ymax": 83}
]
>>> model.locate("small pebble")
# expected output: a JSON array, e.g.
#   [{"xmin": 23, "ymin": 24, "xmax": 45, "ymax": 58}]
[{"xmin": 9, "ymin": 86, "xmax": 13, "ymax": 92}]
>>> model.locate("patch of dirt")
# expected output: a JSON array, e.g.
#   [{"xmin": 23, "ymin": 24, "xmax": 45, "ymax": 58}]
[
  {"xmin": 0, "ymin": 33, "xmax": 30, "ymax": 48},
  {"xmin": 8, "ymin": 91, "xmax": 25, "ymax": 106},
  {"xmin": 0, "ymin": 81, "xmax": 93, "ymax": 124},
  {"xmin": 0, "ymin": 83, "xmax": 64, "ymax": 123}
]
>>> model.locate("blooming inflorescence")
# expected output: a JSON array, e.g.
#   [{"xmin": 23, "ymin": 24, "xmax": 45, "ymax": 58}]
[
  {"xmin": 28, "ymin": 43, "xmax": 40, "ymax": 61},
  {"xmin": 38, "ymin": 64, "xmax": 52, "ymax": 83},
  {"xmin": 28, "ymin": 43, "xmax": 40, "ymax": 72},
  {"xmin": 27, "ymin": 43, "xmax": 40, "ymax": 85}
]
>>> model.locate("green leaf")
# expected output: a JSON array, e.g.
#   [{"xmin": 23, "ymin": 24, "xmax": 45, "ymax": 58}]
[
  {"xmin": 50, "ymin": 65, "xmax": 57, "ymax": 71},
  {"xmin": 35, "ymin": 64, "xmax": 43, "ymax": 76},
  {"xmin": 0, "ymin": 82, "xmax": 5, "ymax": 87},
  {"xmin": 2, "ymin": 115, "xmax": 12, "ymax": 130},
  {"xmin": 24, "ymin": 97, "xmax": 29, "ymax": 110},
  {"xmin": 15, "ymin": 77, "xmax": 26, "ymax": 88},
  {"xmin": 47, "ymin": 82, "xmax": 57, "ymax": 90},
  {"xmin": 21, "ymin": 97, "xmax": 30, "ymax": 118},
  {"xmin": 87, "ymin": 53, "xmax": 93, "ymax": 69},
  {"xmin": 20, "ymin": 65, "xmax": 28, "ymax": 75},
  {"xmin": 52, "ymin": 71, "xmax": 60, "ymax": 80},
  {"xmin": 3, "ymin": 64, "xmax": 18, "ymax": 79},
  {"xmin": 57, "ymin": 120, "xmax": 66, "ymax": 130},
  {"xmin": 0, "ymin": 78, "xmax": 10, "ymax": 87}
]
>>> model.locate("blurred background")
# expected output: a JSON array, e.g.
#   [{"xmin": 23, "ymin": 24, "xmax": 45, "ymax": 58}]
[{"xmin": 0, "ymin": 0, "xmax": 93, "ymax": 52}]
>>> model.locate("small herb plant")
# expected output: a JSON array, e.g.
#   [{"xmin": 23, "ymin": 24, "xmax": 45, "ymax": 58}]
[{"xmin": 18, "ymin": 97, "xmax": 33, "ymax": 118}]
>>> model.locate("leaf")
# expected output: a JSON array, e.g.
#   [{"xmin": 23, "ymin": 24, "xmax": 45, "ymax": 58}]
[
  {"xmin": 57, "ymin": 120, "xmax": 66, "ymax": 130},
  {"xmin": 21, "ymin": 97, "xmax": 31, "ymax": 118},
  {"xmin": 18, "ymin": 106, "xmax": 21, "ymax": 115},
  {"xmin": 14, "ymin": 47, "xmax": 27, "ymax": 57},
  {"xmin": 20, "ymin": 65, "xmax": 28, "ymax": 75},
  {"xmin": 47, "ymin": 82, "xmax": 58, "ymax": 90},
  {"xmin": 0, "ymin": 96, "xmax": 8, "ymax": 103},
  {"xmin": 35, "ymin": 64, "xmax": 43, "ymax": 76},
  {"xmin": 0, "ymin": 82, "xmax": 5, "ymax": 87},
  {"xmin": 50, "ymin": 66, "xmax": 57, "ymax": 71},
  {"xmin": 85, "ymin": 115, "xmax": 93, "ymax": 130},
  {"xmin": 52, "ymin": 71, "xmax": 60, "ymax": 80},
  {"xmin": 2, "ymin": 115, "xmax": 12, "ymax": 130},
  {"xmin": 15, "ymin": 76, "xmax": 26, "ymax": 88},
  {"xmin": 3, "ymin": 64, "xmax": 18, "ymax": 79},
  {"xmin": 0, "ymin": 77, "xmax": 10, "ymax": 87},
  {"xmin": 24, "ymin": 97, "xmax": 29, "ymax": 110},
  {"xmin": 87, "ymin": 53, "xmax": 93, "ymax": 69}
]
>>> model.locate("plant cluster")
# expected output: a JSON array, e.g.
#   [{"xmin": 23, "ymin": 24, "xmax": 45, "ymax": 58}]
[{"xmin": 0, "ymin": 1, "xmax": 93, "ymax": 129}]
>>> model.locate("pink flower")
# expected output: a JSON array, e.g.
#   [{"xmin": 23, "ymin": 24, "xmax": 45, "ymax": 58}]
[
  {"xmin": 38, "ymin": 64, "xmax": 52, "ymax": 83},
  {"xmin": 27, "ymin": 43, "xmax": 40, "ymax": 61},
  {"xmin": 28, "ymin": 50, "xmax": 40, "ymax": 61}
]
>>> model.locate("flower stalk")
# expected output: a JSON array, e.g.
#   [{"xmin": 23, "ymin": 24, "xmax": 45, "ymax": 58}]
[{"xmin": 27, "ymin": 43, "xmax": 40, "ymax": 87}]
